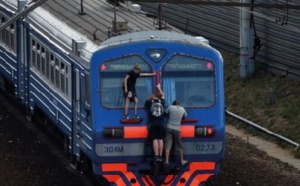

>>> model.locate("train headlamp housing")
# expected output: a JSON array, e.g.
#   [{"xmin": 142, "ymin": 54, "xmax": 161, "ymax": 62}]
[
  {"xmin": 195, "ymin": 126, "xmax": 215, "ymax": 137},
  {"xmin": 103, "ymin": 127, "xmax": 124, "ymax": 138},
  {"xmin": 146, "ymin": 49, "xmax": 167, "ymax": 62}
]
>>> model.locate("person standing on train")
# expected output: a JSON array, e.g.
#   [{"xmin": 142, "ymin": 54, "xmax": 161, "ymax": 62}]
[
  {"xmin": 164, "ymin": 100, "xmax": 188, "ymax": 165},
  {"xmin": 123, "ymin": 64, "xmax": 155, "ymax": 120},
  {"xmin": 144, "ymin": 83, "xmax": 165, "ymax": 162}
]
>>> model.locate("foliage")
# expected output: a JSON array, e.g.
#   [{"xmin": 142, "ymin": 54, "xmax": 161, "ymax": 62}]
[{"xmin": 221, "ymin": 50, "xmax": 300, "ymax": 157}]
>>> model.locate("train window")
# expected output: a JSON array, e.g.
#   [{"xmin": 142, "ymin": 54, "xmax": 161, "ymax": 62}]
[
  {"xmin": 55, "ymin": 58, "xmax": 60, "ymax": 89},
  {"xmin": 36, "ymin": 44, "xmax": 41, "ymax": 72},
  {"xmin": 46, "ymin": 50, "xmax": 50, "ymax": 79},
  {"xmin": 60, "ymin": 62, "xmax": 65, "ymax": 94},
  {"xmin": 61, "ymin": 72, "xmax": 65, "ymax": 93},
  {"xmin": 5, "ymin": 27, "xmax": 9, "ymax": 47},
  {"xmin": 99, "ymin": 55, "xmax": 153, "ymax": 108},
  {"xmin": 65, "ymin": 65, "xmax": 70, "ymax": 97},
  {"xmin": 41, "ymin": 47, "xmax": 46, "ymax": 76},
  {"xmin": 162, "ymin": 55, "xmax": 216, "ymax": 107},
  {"xmin": 50, "ymin": 55, "xmax": 55, "ymax": 84},
  {"xmin": 31, "ymin": 39, "xmax": 36, "ymax": 69},
  {"xmin": 85, "ymin": 72, "xmax": 91, "ymax": 106},
  {"xmin": 0, "ymin": 16, "xmax": 3, "ymax": 41},
  {"xmin": 10, "ymin": 24, "xmax": 15, "ymax": 52},
  {"xmin": 1, "ymin": 17, "xmax": 5, "ymax": 43},
  {"xmin": 65, "ymin": 73, "xmax": 69, "ymax": 97}
]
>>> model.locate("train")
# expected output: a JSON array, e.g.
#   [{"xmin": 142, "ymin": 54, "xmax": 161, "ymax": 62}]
[{"xmin": 0, "ymin": 0, "xmax": 225, "ymax": 185}]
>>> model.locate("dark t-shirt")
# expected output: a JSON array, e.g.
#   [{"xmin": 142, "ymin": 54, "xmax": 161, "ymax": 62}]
[
  {"xmin": 145, "ymin": 98, "xmax": 165, "ymax": 125},
  {"xmin": 126, "ymin": 70, "xmax": 140, "ymax": 92},
  {"xmin": 145, "ymin": 98, "xmax": 166, "ymax": 140}
]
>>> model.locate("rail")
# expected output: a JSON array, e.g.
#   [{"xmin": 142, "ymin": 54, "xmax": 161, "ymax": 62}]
[{"xmin": 226, "ymin": 110, "xmax": 300, "ymax": 150}]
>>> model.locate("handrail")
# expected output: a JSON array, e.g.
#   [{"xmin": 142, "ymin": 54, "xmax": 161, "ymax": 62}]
[{"xmin": 226, "ymin": 110, "xmax": 300, "ymax": 150}]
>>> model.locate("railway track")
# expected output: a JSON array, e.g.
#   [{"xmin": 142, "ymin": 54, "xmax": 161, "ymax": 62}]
[{"xmin": 0, "ymin": 89, "xmax": 100, "ymax": 186}]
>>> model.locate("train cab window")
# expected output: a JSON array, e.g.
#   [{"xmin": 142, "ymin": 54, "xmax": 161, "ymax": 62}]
[
  {"xmin": 99, "ymin": 55, "xmax": 153, "ymax": 108},
  {"xmin": 162, "ymin": 55, "xmax": 216, "ymax": 107}
]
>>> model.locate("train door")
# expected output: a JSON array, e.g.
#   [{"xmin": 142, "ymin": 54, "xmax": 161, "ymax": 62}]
[
  {"xmin": 15, "ymin": 1, "xmax": 29, "ymax": 105},
  {"xmin": 71, "ymin": 68, "xmax": 81, "ymax": 166},
  {"xmin": 18, "ymin": 20, "xmax": 27, "ymax": 104}
]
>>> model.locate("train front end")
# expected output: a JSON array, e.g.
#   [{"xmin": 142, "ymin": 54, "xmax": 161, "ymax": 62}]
[{"xmin": 89, "ymin": 31, "xmax": 225, "ymax": 186}]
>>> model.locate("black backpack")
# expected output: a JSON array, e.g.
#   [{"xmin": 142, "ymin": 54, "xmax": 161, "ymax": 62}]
[{"xmin": 150, "ymin": 98, "xmax": 164, "ymax": 117}]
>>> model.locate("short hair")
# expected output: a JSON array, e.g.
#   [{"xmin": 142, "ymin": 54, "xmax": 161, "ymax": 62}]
[
  {"xmin": 134, "ymin": 64, "xmax": 141, "ymax": 70},
  {"xmin": 172, "ymin": 100, "xmax": 180, "ymax": 105},
  {"xmin": 154, "ymin": 92, "xmax": 162, "ymax": 98}
]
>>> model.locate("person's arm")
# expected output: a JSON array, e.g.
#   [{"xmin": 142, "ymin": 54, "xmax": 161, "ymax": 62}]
[
  {"xmin": 123, "ymin": 74, "xmax": 129, "ymax": 93},
  {"xmin": 140, "ymin": 72, "xmax": 156, "ymax": 77},
  {"xmin": 164, "ymin": 106, "xmax": 170, "ymax": 114},
  {"xmin": 182, "ymin": 108, "xmax": 187, "ymax": 119},
  {"xmin": 156, "ymin": 83, "xmax": 165, "ymax": 99}
]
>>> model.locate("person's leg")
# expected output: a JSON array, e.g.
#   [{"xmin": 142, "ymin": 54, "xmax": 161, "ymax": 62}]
[
  {"xmin": 157, "ymin": 125, "xmax": 165, "ymax": 161},
  {"xmin": 174, "ymin": 130, "xmax": 187, "ymax": 165},
  {"xmin": 133, "ymin": 96, "xmax": 139, "ymax": 117},
  {"xmin": 164, "ymin": 129, "xmax": 172, "ymax": 164},
  {"xmin": 165, "ymin": 149, "xmax": 170, "ymax": 164},
  {"xmin": 153, "ymin": 139, "xmax": 159, "ymax": 156},
  {"xmin": 179, "ymin": 149, "xmax": 184, "ymax": 162},
  {"xmin": 179, "ymin": 149, "xmax": 187, "ymax": 165},
  {"xmin": 158, "ymin": 139, "xmax": 164, "ymax": 157},
  {"xmin": 124, "ymin": 97, "xmax": 130, "ymax": 118}
]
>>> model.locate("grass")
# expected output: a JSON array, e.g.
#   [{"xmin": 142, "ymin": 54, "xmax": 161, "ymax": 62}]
[{"xmin": 221, "ymin": 50, "xmax": 300, "ymax": 157}]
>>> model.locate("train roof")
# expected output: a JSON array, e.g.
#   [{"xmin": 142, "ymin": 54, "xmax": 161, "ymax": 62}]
[
  {"xmin": 41, "ymin": 0, "xmax": 184, "ymax": 44},
  {"xmin": 1, "ymin": 0, "xmax": 209, "ymax": 64},
  {"xmin": 100, "ymin": 30, "xmax": 209, "ymax": 48}
]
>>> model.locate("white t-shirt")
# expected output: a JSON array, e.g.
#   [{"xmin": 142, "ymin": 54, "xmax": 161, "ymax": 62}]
[{"xmin": 165, "ymin": 105, "xmax": 187, "ymax": 131}]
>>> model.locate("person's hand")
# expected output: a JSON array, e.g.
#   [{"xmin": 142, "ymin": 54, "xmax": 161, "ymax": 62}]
[
  {"xmin": 125, "ymin": 89, "xmax": 128, "ymax": 93},
  {"xmin": 156, "ymin": 83, "xmax": 161, "ymax": 89}
]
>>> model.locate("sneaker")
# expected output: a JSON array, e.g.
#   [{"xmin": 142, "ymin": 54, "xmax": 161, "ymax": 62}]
[
  {"xmin": 157, "ymin": 156, "xmax": 163, "ymax": 162},
  {"xmin": 181, "ymin": 160, "xmax": 188, "ymax": 166},
  {"xmin": 154, "ymin": 156, "xmax": 160, "ymax": 162},
  {"xmin": 134, "ymin": 115, "xmax": 140, "ymax": 119},
  {"xmin": 123, "ymin": 115, "xmax": 129, "ymax": 120}
]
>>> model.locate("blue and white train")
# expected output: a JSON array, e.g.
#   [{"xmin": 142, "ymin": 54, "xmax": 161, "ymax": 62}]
[{"xmin": 0, "ymin": 0, "xmax": 225, "ymax": 185}]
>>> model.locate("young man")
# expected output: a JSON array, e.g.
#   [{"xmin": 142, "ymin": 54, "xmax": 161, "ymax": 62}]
[
  {"xmin": 123, "ymin": 64, "xmax": 155, "ymax": 120},
  {"xmin": 145, "ymin": 83, "xmax": 165, "ymax": 162},
  {"xmin": 164, "ymin": 100, "xmax": 188, "ymax": 165}
]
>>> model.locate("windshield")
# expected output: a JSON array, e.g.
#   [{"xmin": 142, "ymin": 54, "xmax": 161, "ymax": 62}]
[
  {"xmin": 162, "ymin": 54, "xmax": 216, "ymax": 107},
  {"xmin": 99, "ymin": 55, "xmax": 153, "ymax": 108}
]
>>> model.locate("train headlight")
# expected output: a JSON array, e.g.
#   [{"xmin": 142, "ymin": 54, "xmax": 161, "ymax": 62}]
[
  {"xmin": 195, "ymin": 126, "xmax": 215, "ymax": 137},
  {"xmin": 102, "ymin": 127, "xmax": 124, "ymax": 138}
]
